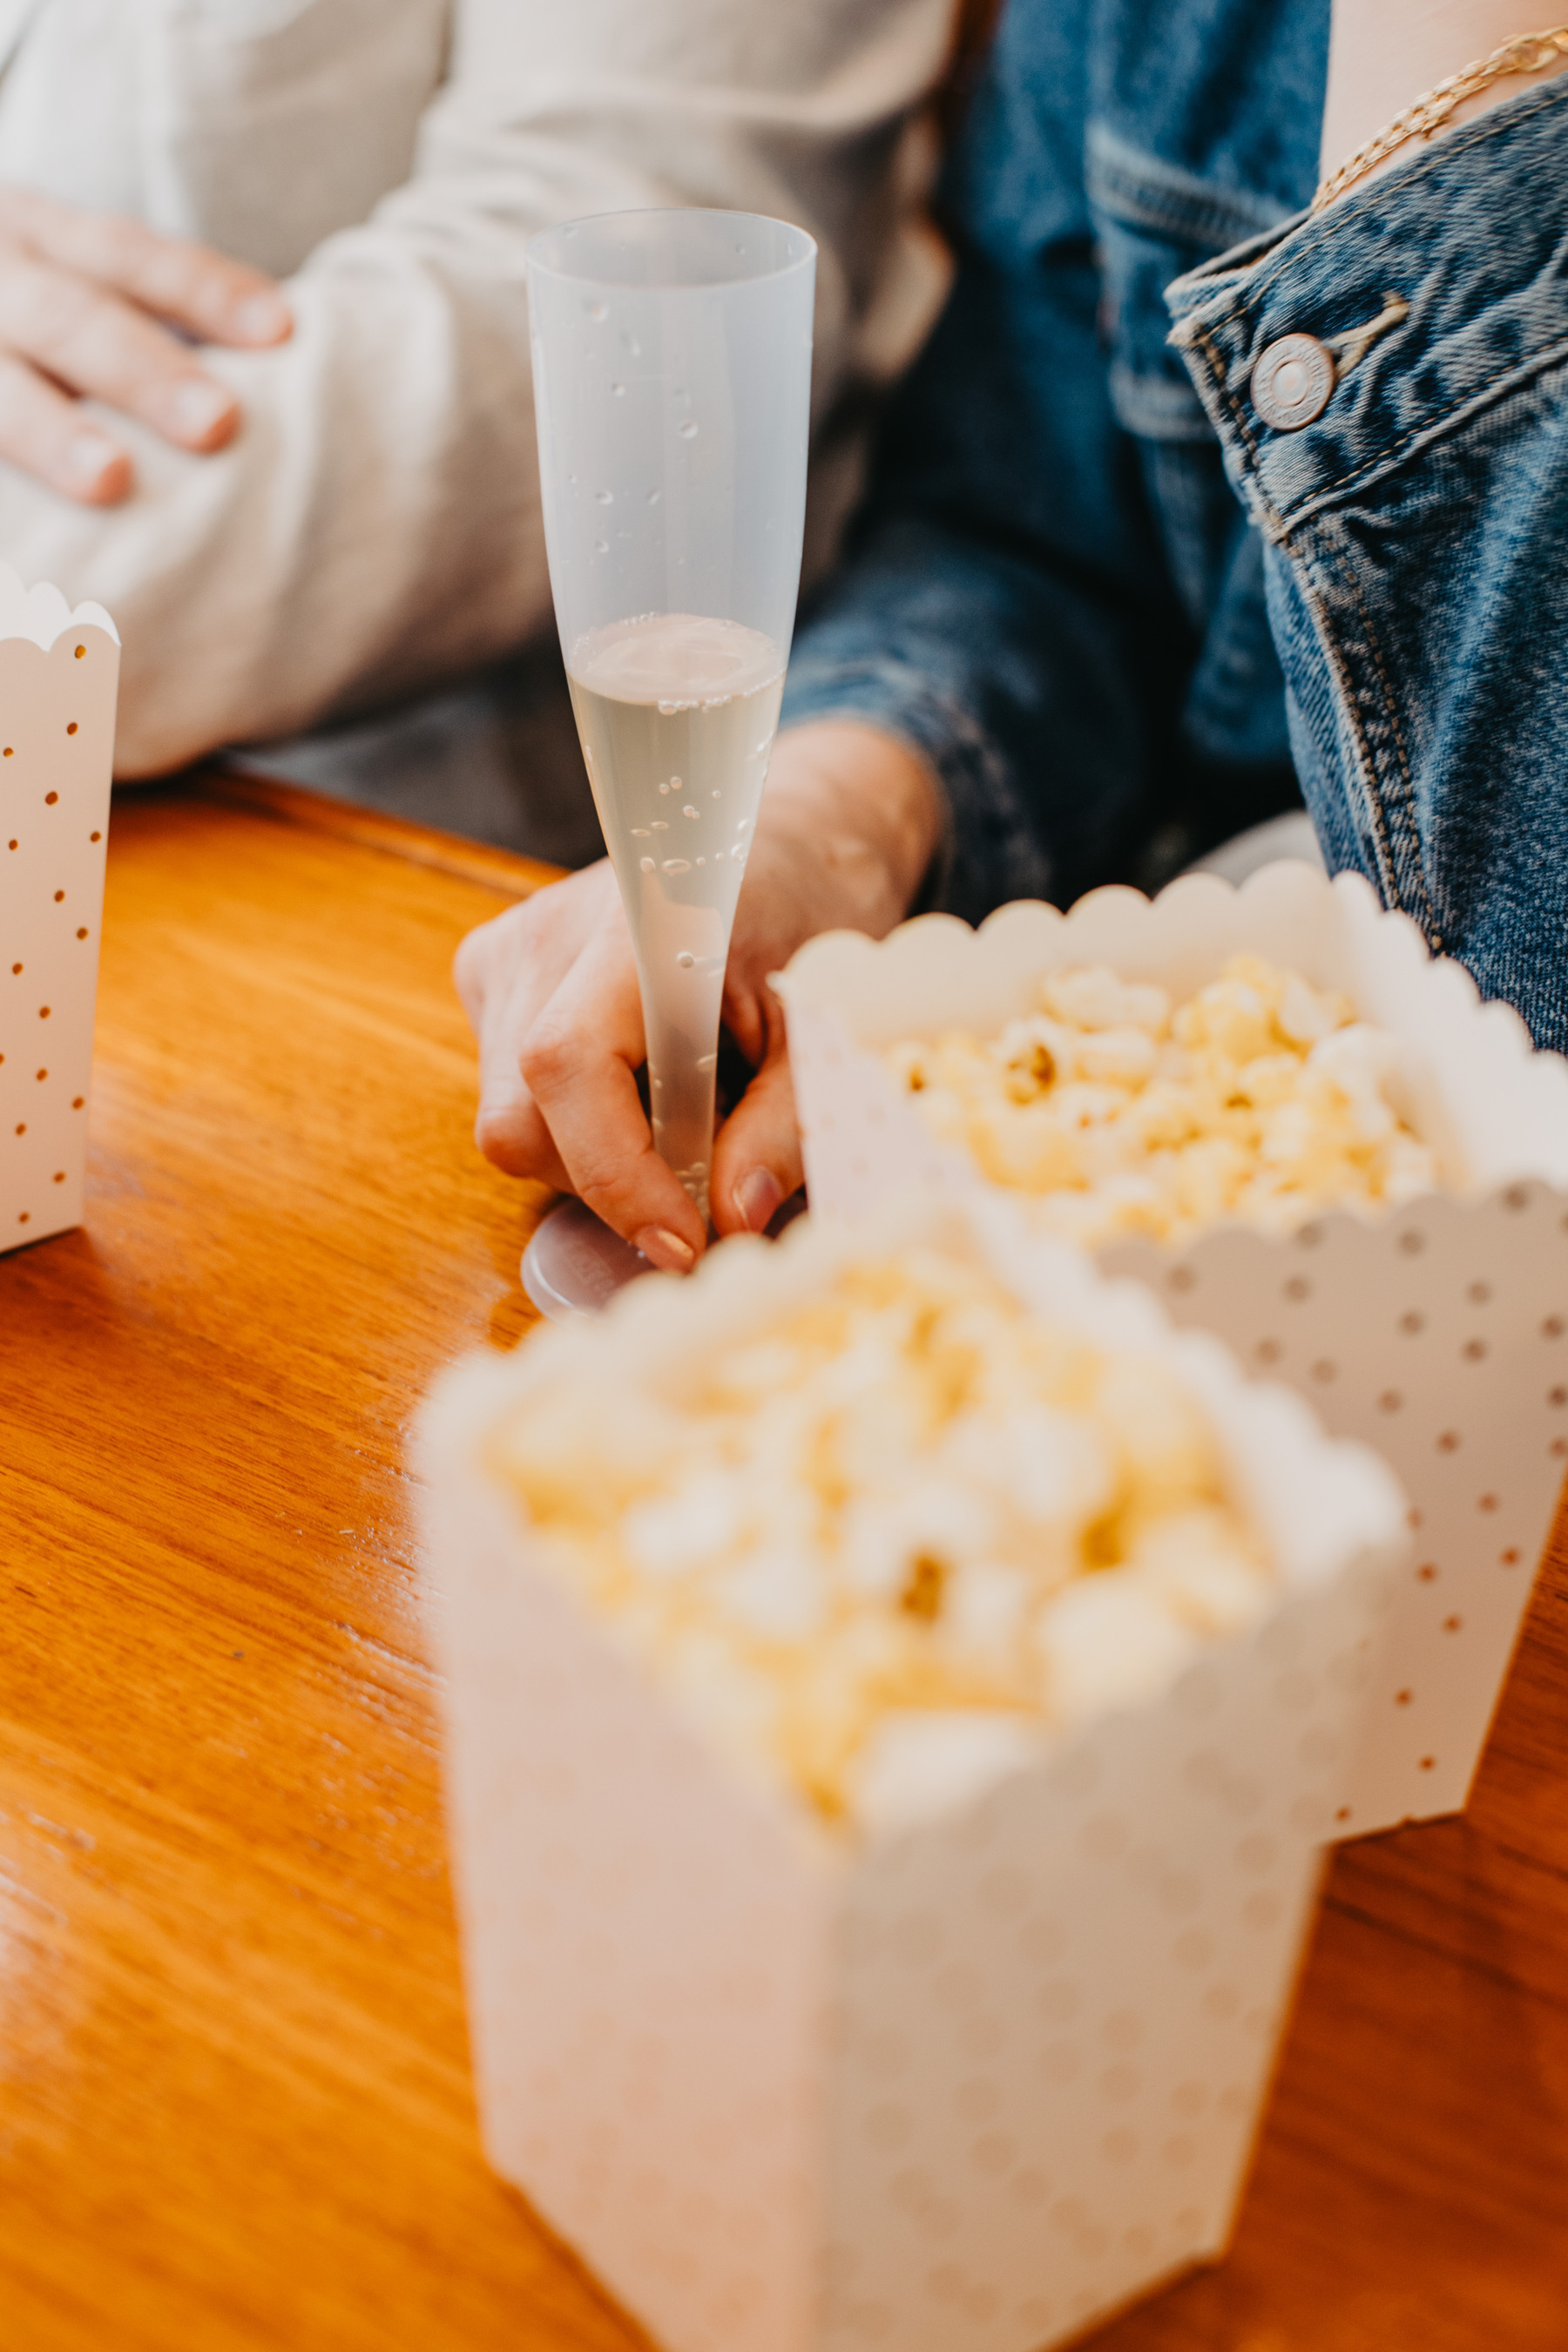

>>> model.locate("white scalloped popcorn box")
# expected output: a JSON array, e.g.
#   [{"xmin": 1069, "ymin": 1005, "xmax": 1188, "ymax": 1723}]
[
  {"xmin": 774, "ymin": 863, "xmax": 1568, "ymax": 1839},
  {"xmin": 417, "ymin": 1199, "xmax": 1404, "ymax": 2352},
  {"xmin": 0, "ymin": 566, "xmax": 119, "ymax": 1254}
]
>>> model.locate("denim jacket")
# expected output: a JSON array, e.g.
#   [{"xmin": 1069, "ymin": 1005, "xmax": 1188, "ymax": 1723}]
[{"xmin": 781, "ymin": 0, "xmax": 1568, "ymax": 1048}]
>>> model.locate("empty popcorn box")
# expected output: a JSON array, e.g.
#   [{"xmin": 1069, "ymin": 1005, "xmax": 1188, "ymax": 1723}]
[
  {"xmin": 776, "ymin": 863, "xmax": 1568, "ymax": 1838},
  {"xmin": 418, "ymin": 1198, "xmax": 1403, "ymax": 2352},
  {"xmin": 0, "ymin": 565, "xmax": 119, "ymax": 1254}
]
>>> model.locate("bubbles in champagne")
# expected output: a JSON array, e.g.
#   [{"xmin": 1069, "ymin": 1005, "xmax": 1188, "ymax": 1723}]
[{"xmin": 567, "ymin": 612, "xmax": 786, "ymax": 1220}]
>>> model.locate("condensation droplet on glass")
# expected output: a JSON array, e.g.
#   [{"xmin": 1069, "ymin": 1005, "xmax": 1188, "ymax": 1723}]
[
  {"xmin": 651, "ymin": 819, "xmax": 668, "ymax": 831},
  {"xmin": 663, "ymin": 859, "xmax": 691, "ymax": 874},
  {"xmin": 695, "ymin": 856, "xmax": 706, "ymax": 868},
  {"xmin": 678, "ymin": 421, "xmax": 699, "ymax": 440},
  {"xmin": 677, "ymin": 952, "xmax": 695, "ymax": 969},
  {"xmin": 737, "ymin": 816, "xmax": 752, "ymax": 832},
  {"xmin": 754, "ymin": 738, "xmax": 774, "ymax": 756},
  {"xmin": 631, "ymin": 826, "xmax": 650, "ymax": 837},
  {"xmin": 658, "ymin": 700, "xmax": 679, "ymax": 716},
  {"xmin": 586, "ymin": 300, "xmax": 609, "ymax": 322},
  {"xmin": 595, "ymin": 489, "xmax": 613, "ymax": 505},
  {"xmin": 696, "ymin": 1054, "xmax": 717, "ymax": 1073},
  {"xmin": 682, "ymin": 805, "xmax": 699, "ymax": 819},
  {"xmin": 713, "ymin": 848, "xmax": 727, "ymax": 862},
  {"xmin": 639, "ymin": 856, "xmax": 654, "ymax": 872},
  {"xmin": 733, "ymin": 847, "xmax": 747, "ymax": 866},
  {"xmin": 711, "ymin": 788, "xmax": 722, "ymax": 800}
]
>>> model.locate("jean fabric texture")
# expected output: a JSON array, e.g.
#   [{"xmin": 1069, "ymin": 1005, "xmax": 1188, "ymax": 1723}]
[{"xmin": 781, "ymin": 0, "xmax": 1568, "ymax": 1047}]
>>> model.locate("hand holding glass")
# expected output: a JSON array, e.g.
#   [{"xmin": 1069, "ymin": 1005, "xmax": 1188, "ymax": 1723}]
[{"xmin": 522, "ymin": 209, "xmax": 815, "ymax": 1314}]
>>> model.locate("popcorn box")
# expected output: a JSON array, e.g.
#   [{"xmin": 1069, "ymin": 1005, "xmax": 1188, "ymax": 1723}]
[
  {"xmin": 0, "ymin": 568, "xmax": 119, "ymax": 1253},
  {"xmin": 776, "ymin": 864, "xmax": 1568, "ymax": 1837},
  {"xmin": 418, "ymin": 1201, "xmax": 1404, "ymax": 2352}
]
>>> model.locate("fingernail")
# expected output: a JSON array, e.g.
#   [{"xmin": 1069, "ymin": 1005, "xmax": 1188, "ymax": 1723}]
[
  {"xmin": 636, "ymin": 1224, "xmax": 697, "ymax": 1273},
  {"xmin": 65, "ymin": 430, "xmax": 118, "ymax": 487},
  {"xmin": 169, "ymin": 379, "xmax": 235, "ymax": 440},
  {"xmin": 232, "ymin": 291, "xmax": 290, "ymax": 343},
  {"xmin": 734, "ymin": 1166, "xmax": 784, "ymax": 1233}
]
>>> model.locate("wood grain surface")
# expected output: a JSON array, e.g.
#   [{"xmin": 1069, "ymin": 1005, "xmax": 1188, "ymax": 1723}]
[{"xmin": 3, "ymin": 776, "xmax": 1566, "ymax": 2352}]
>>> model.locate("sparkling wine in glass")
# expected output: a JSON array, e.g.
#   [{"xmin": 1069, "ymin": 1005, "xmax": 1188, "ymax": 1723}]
[{"xmin": 522, "ymin": 208, "xmax": 815, "ymax": 1315}]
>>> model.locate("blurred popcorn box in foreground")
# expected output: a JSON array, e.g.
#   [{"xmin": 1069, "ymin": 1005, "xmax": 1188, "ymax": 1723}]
[
  {"xmin": 776, "ymin": 865, "xmax": 1568, "ymax": 1837},
  {"xmin": 418, "ymin": 1200, "xmax": 1403, "ymax": 2352},
  {"xmin": 0, "ymin": 565, "xmax": 119, "ymax": 1254}
]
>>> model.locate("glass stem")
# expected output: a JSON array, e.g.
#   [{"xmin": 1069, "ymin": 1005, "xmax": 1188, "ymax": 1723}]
[{"xmin": 639, "ymin": 957, "xmax": 727, "ymax": 1226}]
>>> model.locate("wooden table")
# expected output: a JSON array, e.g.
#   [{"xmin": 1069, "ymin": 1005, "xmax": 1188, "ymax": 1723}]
[{"xmin": 3, "ymin": 774, "xmax": 1567, "ymax": 2352}]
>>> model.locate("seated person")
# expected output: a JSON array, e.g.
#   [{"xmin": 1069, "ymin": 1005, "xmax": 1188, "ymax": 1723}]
[
  {"xmin": 458, "ymin": 0, "xmax": 1568, "ymax": 1274},
  {"xmin": 0, "ymin": 0, "xmax": 956, "ymax": 776}
]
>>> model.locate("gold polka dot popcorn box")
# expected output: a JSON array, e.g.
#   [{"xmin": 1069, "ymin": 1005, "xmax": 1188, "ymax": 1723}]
[
  {"xmin": 774, "ymin": 862, "xmax": 1568, "ymax": 1841},
  {"xmin": 0, "ymin": 566, "xmax": 118, "ymax": 1254},
  {"xmin": 416, "ymin": 1196, "xmax": 1405, "ymax": 2352}
]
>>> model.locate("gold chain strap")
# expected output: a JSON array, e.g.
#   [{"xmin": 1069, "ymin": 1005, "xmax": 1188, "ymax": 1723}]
[{"xmin": 1313, "ymin": 24, "xmax": 1568, "ymax": 212}]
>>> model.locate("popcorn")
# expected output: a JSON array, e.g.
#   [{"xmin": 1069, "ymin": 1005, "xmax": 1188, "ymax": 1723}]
[
  {"xmin": 489, "ymin": 1246, "xmax": 1272, "ymax": 1829},
  {"xmin": 888, "ymin": 952, "xmax": 1436, "ymax": 1246}
]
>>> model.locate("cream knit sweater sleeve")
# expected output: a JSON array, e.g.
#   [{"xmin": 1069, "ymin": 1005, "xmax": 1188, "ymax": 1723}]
[{"xmin": 0, "ymin": 0, "xmax": 953, "ymax": 774}]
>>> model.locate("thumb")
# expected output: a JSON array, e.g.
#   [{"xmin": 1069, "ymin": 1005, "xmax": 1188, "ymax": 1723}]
[{"xmin": 710, "ymin": 1017, "xmax": 804, "ymax": 1238}]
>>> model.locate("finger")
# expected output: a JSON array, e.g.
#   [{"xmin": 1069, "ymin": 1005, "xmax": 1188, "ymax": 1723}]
[
  {"xmin": 458, "ymin": 931, "xmax": 571, "ymax": 1185},
  {"xmin": 0, "ymin": 352, "xmax": 130, "ymax": 502},
  {"xmin": 454, "ymin": 867, "xmax": 621, "ymax": 1037},
  {"xmin": 0, "ymin": 248, "xmax": 242, "ymax": 451},
  {"xmin": 520, "ymin": 923, "xmax": 707, "ymax": 1269},
  {"xmin": 456, "ymin": 883, "xmax": 609, "ymax": 1184},
  {"xmin": 0, "ymin": 186, "xmax": 291, "ymax": 347},
  {"xmin": 474, "ymin": 1074, "xmax": 571, "ymax": 1189},
  {"xmin": 710, "ymin": 1004, "xmax": 805, "ymax": 1238}
]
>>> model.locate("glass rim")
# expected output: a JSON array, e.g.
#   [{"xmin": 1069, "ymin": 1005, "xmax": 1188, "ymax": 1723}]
[{"xmin": 526, "ymin": 206, "xmax": 817, "ymax": 293}]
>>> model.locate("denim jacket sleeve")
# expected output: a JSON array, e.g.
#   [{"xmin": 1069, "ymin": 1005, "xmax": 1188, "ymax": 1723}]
[
  {"xmin": 777, "ymin": 0, "xmax": 1328, "ymax": 924},
  {"xmin": 1166, "ymin": 74, "xmax": 1568, "ymax": 1049}
]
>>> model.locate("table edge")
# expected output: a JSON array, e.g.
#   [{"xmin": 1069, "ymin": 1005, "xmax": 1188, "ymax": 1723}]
[{"xmin": 186, "ymin": 767, "xmax": 569, "ymax": 899}]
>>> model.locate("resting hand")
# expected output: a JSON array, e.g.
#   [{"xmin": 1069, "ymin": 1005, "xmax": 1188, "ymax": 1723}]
[
  {"xmin": 0, "ymin": 185, "xmax": 291, "ymax": 504},
  {"xmin": 454, "ymin": 721, "xmax": 942, "ymax": 1270}
]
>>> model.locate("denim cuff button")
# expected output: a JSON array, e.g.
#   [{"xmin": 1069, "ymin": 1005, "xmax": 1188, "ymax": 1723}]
[{"xmin": 1251, "ymin": 333, "xmax": 1335, "ymax": 430}]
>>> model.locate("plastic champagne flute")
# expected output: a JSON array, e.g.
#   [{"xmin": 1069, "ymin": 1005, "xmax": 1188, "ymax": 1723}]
[{"xmin": 520, "ymin": 208, "xmax": 816, "ymax": 1319}]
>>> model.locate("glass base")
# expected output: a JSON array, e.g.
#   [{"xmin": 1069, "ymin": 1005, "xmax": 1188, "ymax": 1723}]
[
  {"xmin": 521, "ymin": 1197, "xmax": 653, "ymax": 1321},
  {"xmin": 521, "ymin": 1188, "xmax": 810, "ymax": 1323}
]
